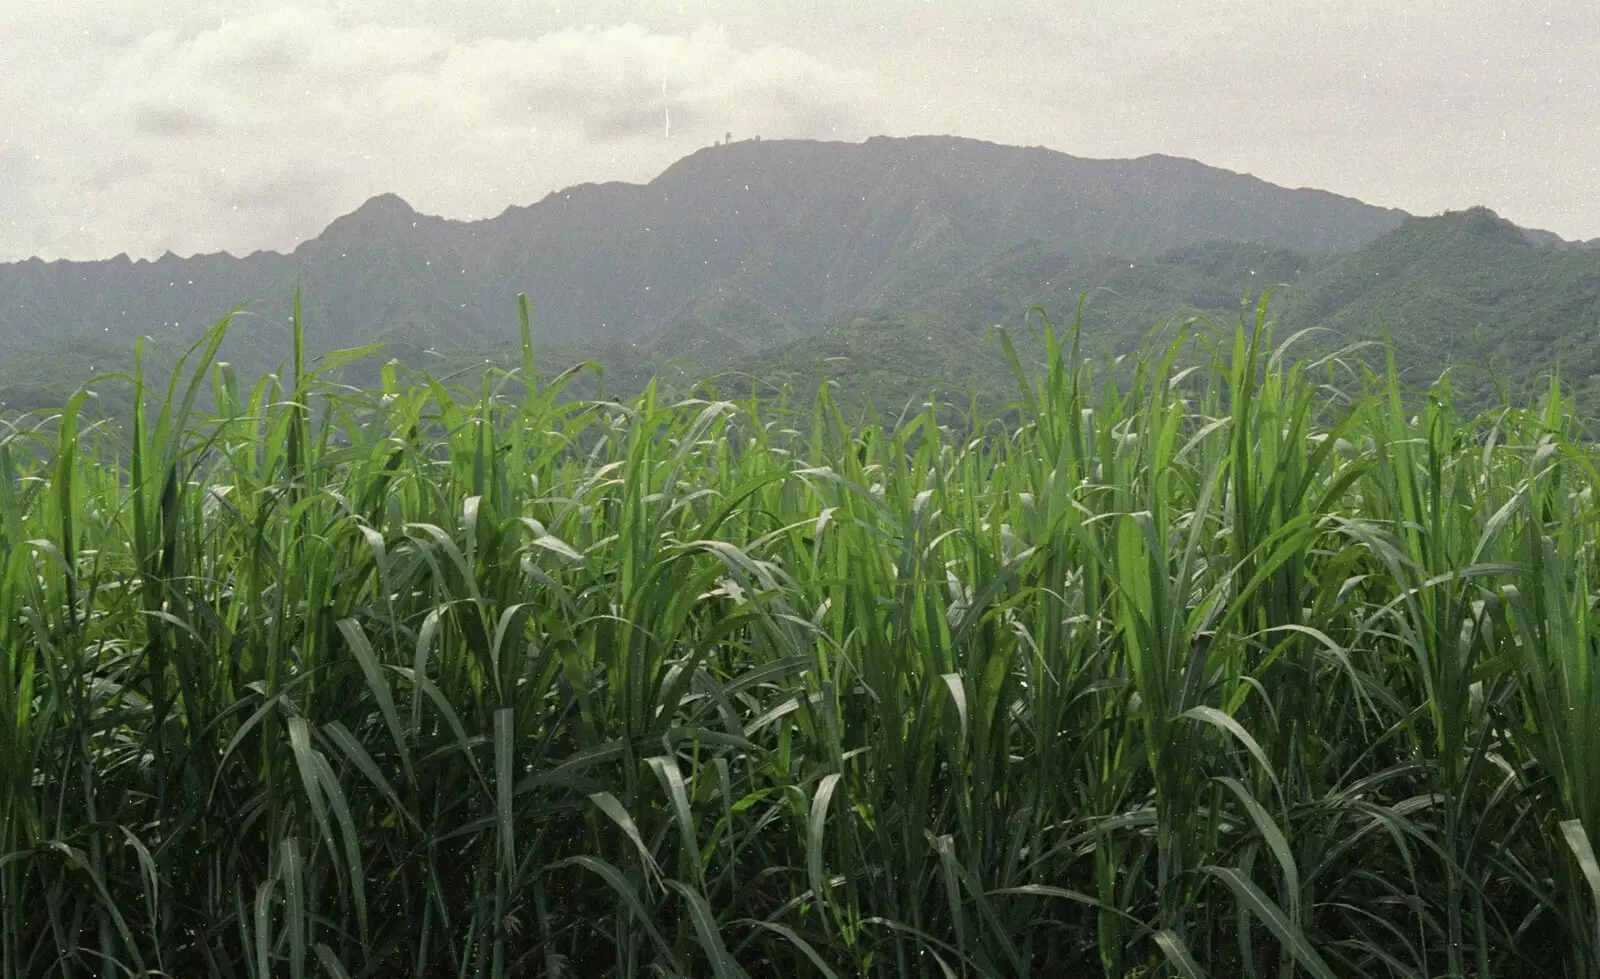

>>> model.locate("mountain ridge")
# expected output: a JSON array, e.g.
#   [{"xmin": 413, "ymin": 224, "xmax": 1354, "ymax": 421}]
[
  {"xmin": 7, "ymin": 135, "xmax": 1424, "ymax": 268},
  {"xmin": 3, "ymin": 136, "xmax": 1597, "ymax": 417},
  {"xmin": 0, "ymin": 135, "xmax": 1415, "ymax": 359}
]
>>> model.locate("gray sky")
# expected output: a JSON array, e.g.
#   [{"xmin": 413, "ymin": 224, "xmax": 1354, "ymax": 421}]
[{"xmin": 2, "ymin": 1, "xmax": 1597, "ymax": 261}]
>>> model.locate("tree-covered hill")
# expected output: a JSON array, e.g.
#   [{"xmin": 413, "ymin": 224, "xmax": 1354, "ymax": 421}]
[
  {"xmin": 1274, "ymin": 207, "xmax": 1600, "ymax": 406},
  {"xmin": 2, "ymin": 136, "xmax": 1406, "ymax": 375},
  {"xmin": 5, "ymin": 139, "xmax": 1598, "ymax": 419}
]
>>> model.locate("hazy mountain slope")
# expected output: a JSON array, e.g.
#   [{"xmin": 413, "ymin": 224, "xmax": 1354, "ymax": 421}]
[
  {"xmin": 711, "ymin": 210, "xmax": 1600, "ymax": 415},
  {"xmin": 1274, "ymin": 207, "xmax": 1600, "ymax": 404},
  {"xmin": 881, "ymin": 140, "xmax": 1405, "ymax": 254},
  {"xmin": 12, "ymin": 205, "xmax": 1597, "ymax": 421},
  {"xmin": 1, "ymin": 136, "xmax": 1410, "ymax": 370},
  {"xmin": 6, "ymin": 139, "xmax": 1597, "ymax": 421},
  {"xmin": 718, "ymin": 241, "xmax": 1320, "ymax": 413}
]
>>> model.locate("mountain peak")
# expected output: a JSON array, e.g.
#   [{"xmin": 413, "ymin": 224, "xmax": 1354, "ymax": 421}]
[
  {"xmin": 354, "ymin": 192, "xmax": 416, "ymax": 218},
  {"xmin": 1432, "ymin": 206, "xmax": 1530, "ymax": 245},
  {"xmin": 308, "ymin": 193, "xmax": 423, "ymax": 249}
]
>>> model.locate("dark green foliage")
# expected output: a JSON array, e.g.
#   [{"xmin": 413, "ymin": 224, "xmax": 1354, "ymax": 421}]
[
  {"xmin": 1275, "ymin": 207, "xmax": 1600, "ymax": 412},
  {"xmin": 6, "ymin": 303, "xmax": 1600, "ymax": 976},
  {"xmin": 3, "ymin": 135, "xmax": 1409, "ymax": 412},
  {"xmin": 10, "ymin": 189, "xmax": 1596, "ymax": 426}
]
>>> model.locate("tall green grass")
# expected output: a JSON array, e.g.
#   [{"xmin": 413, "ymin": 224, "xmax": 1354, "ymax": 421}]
[{"xmin": 3, "ymin": 296, "xmax": 1600, "ymax": 977}]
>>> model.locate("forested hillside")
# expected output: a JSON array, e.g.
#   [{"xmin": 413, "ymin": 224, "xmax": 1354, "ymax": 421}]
[{"xmin": 4, "ymin": 139, "xmax": 1597, "ymax": 418}]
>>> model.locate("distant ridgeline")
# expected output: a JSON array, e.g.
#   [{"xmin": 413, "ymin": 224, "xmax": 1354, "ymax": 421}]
[{"xmin": 2, "ymin": 136, "xmax": 1597, "ymax": 419}]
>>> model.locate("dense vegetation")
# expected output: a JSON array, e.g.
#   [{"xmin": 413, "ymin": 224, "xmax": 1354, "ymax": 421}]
[
  {"xmin": 0, "ymin": 136, "xmax": 1409, "ymax": 362},
  {"xmin": 5, "ymin": 298, "xmax": 1600, "ymax": 977},
  {"xmin": 6, "ymin": 191, "xmax": 1596, "ymax": 424},
  {"xmin": 0, "ymin": 133, "xmax": 1419, "ymax": 417}
]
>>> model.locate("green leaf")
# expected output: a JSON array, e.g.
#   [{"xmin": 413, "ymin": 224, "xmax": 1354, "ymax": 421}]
[
  {"xmin": 1205, "ymin": 865, "xmax": 1336, "ymax": 979},
  {"xmin": 808, "ymin": 772, "xmax": 842, "ymax": 915},
  {"xmin": 666, "ymin": 879, "xmax": 750, "ymax": 979},
  {"xmin": 337, "ymin": 617, "xmax": 415, "ymax": 782},
  {"xmin": 1560, "ymin": 820, "xmax": 1600, "ymax": 925},
  {"xmin": 549, "ymin": 855, "xmax": 680, "ymax": 968}
]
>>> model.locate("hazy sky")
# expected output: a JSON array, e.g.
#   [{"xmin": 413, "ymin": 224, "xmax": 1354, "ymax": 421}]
[{"xmin": 2, "ymin": 1, "xmax": 1597, "ymax": 261}]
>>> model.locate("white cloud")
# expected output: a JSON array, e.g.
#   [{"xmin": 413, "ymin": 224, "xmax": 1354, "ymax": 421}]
[
  {"xmin": 0, "ymin": 8, "xmax": 876, "ymax": 259},
  {"xmin": 0, "ymin": 0, "xmax": 1597, "ymax": 259}
]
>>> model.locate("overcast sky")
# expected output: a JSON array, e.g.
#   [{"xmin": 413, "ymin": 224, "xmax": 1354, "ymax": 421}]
[{"xmin": 2, "ymin": 1, "xmax": 1596, "ymax": 261}]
